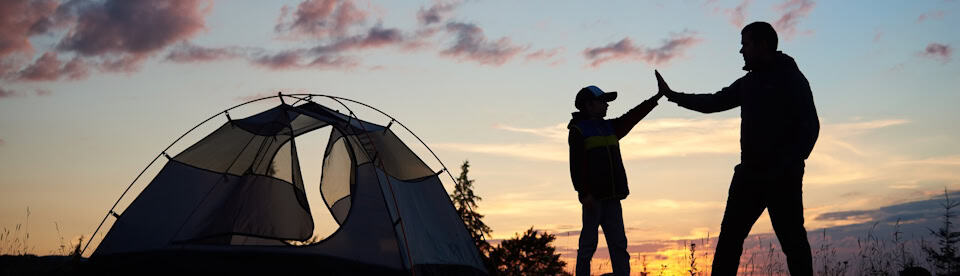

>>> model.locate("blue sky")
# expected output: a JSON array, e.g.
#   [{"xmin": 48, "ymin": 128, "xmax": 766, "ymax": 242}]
[{"xmin": 1, "ymin": 0, "xmax": 959, "ymax": 273}]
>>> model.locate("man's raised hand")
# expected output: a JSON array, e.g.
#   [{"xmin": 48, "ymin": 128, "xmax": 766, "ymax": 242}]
[{"xmin": 655, "ymin": 70, "xmax": 675, "ymax": 97}]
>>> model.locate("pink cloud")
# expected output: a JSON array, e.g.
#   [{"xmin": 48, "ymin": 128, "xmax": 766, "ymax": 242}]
[
  {"xmin": 441, "ymin": 22, "xmax": 527, "ymax": 66},
  {"xmin": 917, "ymin": 10, "xmax": 945, "ymax": 23},
  {"xmin": 275, "ymin": 0, "xmax": 367, "ymax": 39},
  {"xmin": 0, "ymin": 0, "xmax": 60, "ymax": 58},
  {"xmin": 525, "ymin": 48, "xmax": 563, "ymax": 61},
  {"xmin": 417, "ymin": 0, "xmax": 461, "ymax": 25},
  {"xmin": 772, "ymin": 0, "xmax": 815, "ymax": 40},
  {"xmin": 0, "ymin": 87, "xmax": 24, "ymax": 98},
  {"xmin": 724, "ymin": 0, "xmax": 753, "ymax": 28},
  {"xmin": 919, "ymin": 43, "xmax": 952, "ymax": 63},
  {"xmin": 873, "ymin": 30, "xmax": 884, "ymax": 43},
  {"xmin": 583, "ymin": 32, "xmax": 701, "ymax": 67},
  {"xmin": 56, "ymin": 0, "xmax": 213, "ymax": 72},
  {"xmin": 16, "ymin": 52, "xmax": 89, "ymax": 81},
  {"xmin": 0, "ymin": 138, "xmax": 5, "ymax": 146}
]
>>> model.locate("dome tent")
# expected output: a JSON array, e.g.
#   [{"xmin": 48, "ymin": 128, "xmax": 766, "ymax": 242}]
[{"xmin": 85, "ymin": 94, "xmax": 486, "ymax": 275}]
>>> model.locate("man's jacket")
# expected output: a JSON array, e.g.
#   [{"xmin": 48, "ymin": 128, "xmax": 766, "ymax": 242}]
[
  {"xmin": 668, "ymin": 51, "xmax": 819, "ymax": 168},
  {"xmin": 568, "ymin": 100, "xmax": 658, "ymax": 200}
]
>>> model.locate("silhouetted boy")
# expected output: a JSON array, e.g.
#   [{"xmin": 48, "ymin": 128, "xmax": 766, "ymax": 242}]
[
  {"xmin": 656, "ymin": 21, "xmax": 819, "ymax": 275},
  {"xmin": 568, "ymin": 85, "xmax": 662, "ymax": 276}
]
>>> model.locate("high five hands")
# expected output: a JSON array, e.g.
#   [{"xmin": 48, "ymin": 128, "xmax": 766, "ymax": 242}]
[{"xmin": 654, "ymin": 70, "xmax": 676, "ymax": 100}]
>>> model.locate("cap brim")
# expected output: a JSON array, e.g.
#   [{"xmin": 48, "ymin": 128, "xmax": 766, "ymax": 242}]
[{"xmin": 599, "ymin": 92, "xmax": 617, "ymax": 102}]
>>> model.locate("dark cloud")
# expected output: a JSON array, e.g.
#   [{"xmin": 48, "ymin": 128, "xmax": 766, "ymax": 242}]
[
  {"xmin": 920, "ymin": 43, "xmax": 952, "ymax": 63},
  {"xmin": 815, "ymin": 191, "xmax": 959, "ymax": 224},
  {"xmin": 583, "ymin": 32, "xmax": 701, "ymax": 67},
  {"xmin": 311, "ymin": 25, "xmax": 406, "ymax": 54},
  {"xmin": 417, "ymin": 0, "xmax": 461, "ymax": 25},
  {"xmin": 56, "ymin": 0, "xmax": 213, "ymax": 72},
  {"xmin": 441, "ymin": 22, "xmax": 526, "ymax": 66},
  {"xmin": 165, "ymin": 43, "xmax": 246, "ymax": 63},
  {"xmin": 252, "ymin": 50, "xmax": 356, "ymax": 70},
  {"xmin": 0, "ymin": 0, "xmax": 60, "ymax": 58},
  {"xmin": 16, "ymin": 52, "xmax": 89, "ymax": 81},
  {"xmin": 275, "ymin": 0, "xmax": 367, "ymax": 39},
  {"xmin": 772, "ymin": 0, "xmax": 815, "ymax": 40}
]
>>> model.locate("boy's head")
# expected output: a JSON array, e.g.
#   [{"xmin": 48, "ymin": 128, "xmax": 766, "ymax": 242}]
[{"xmin": 575, "ymin": 85, "xmax": 617, "ymax": 118}]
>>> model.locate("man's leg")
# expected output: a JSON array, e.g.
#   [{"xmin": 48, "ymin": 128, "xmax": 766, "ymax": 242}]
[
  {"xmin": 712, "ymin": 165, "xmax": 767, "ymax": 276},
  {"xmin": 768, "ymin": 164, "xmax": 813, "ymax": 276},
  {"xmin": 577, "ymin": 200, "xmax": 602, "ymax": 276},
  {"xmin": 600, "ymin": 200, "xmax": 629, "ymax": 276}
]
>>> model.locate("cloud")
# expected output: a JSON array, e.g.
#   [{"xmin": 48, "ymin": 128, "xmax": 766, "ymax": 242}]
[
  {"xmin": 814, "ymin": 191, "xmax": 960, "ymax": 227},
  {"xmin": 440, "ymin": 22, "xmax": 527, "ymax": 66},
  {"xmin": 432, "ymin": 118, "xmax": 916, "ymax": 169},
  {"xmin": 165, "ymin": 43, "xmax": 247, "ymax": 63},
  {"xmin": 917, "ymin": 10, "xmax": 946, "ymax": 23},
  {"xmin": 56, "ymin": 0, "xmax": 213, "ymax": 72},
  {"xmin": 417, "ymin": 0, "xmax": 461, "ymax": 25},
  {"xmin": 434, "ymin": 118, "xmax": 740, "ymax": 162},
  {"xmin": 524, "ymin": 47, "xmax": 564, "ymax": 65},
  {"xmin": 251, "ymin": 50, "xmax": 357, "ymax": 70},
  {"xmin": 724, "ymin": 0, "xmax": 753, "ymax": 28},
  {"xmin": 0, "ymin": 0, "xmax": 61, "ymax": 58},
  {"xmin": 583, "ymin": 32, "xmax": 701, "ymax": 67},
  {"xmin": 275, "ymin": 0, "xmax": 367, "ymax": 39},
  {"xmin": 919, "ymin": 43, "xmax": 952, "ymax": 63},
  {"xmin": 311, "ymin": 24, "xmax": 407, "ymax": 54},
  {"xmin": 16, "ymin": 52, "xmax": 89, "ymax": 81},
  {"xmin": 0, "ymin": 87, "xmax": 22, "ymax": 98},
  {"xmin": 772, "ymin": 0, "xmax": 815, "ymax": 40}
]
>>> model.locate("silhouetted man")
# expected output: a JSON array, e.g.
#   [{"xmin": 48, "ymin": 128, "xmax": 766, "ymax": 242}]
[
  {"xmin": 568, "ymin": 85, "xmax": 662, "ymax": 276},
  {"xmin": 655, "ymin": 21, "xmax": 819, "ymax": 275}
]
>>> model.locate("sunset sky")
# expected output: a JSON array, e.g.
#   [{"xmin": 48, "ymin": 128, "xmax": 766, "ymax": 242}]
[{"xmin": 1, "ymin": 0, "xmax": 958, "ymax": 273}]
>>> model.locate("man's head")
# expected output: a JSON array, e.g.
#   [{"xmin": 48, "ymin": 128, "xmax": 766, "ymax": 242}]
[
  {"xmin": 575, "ymin": 85, "xmax": 617, "ymax": 118},
  {"xmin": 740, "ymin": 21, "xmax": 778, "ymax": 69}
]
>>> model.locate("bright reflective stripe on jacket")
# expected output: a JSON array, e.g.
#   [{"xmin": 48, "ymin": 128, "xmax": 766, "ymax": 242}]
[{"xmin": 584, "ymin": 135, "xmax": 618, "ymax": 150}]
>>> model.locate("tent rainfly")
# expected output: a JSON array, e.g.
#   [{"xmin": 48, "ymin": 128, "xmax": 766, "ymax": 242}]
[{"xmin": 86, "ymin": 95, "xmax": 487, "ymax": 275}]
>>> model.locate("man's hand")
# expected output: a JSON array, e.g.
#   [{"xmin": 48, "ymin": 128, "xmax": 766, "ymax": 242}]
[
  {"xmin": 579, "ymin": 194, "xmax": 596, "ymax": 209},
  {"xmin": 655, "ymin": 70, "xmax": 676, "ymax": 98}
]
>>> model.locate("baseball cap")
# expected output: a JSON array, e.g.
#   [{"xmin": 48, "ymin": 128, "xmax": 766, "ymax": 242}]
[{"xmin": 575, "ymin": 85, "xmax": 618, "ymax": 110}]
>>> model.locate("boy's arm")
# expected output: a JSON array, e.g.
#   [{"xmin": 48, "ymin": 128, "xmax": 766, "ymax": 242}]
[
  {"xmin": 568, "ymin": 127, "xmax": 587, "ymax": 194},
  {"xmin": 611, "ymin": 94, "xmax": 661, "ymax": 138}
]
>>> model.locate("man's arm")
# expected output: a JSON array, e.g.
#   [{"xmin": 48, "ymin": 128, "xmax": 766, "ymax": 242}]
[
  {"xmin": 611, "ymin": 94, "xmax": 660, "ymax": 138},
  {"xmin": 657, "ymin": 70, "xmax": 742, "ymax": 113}
]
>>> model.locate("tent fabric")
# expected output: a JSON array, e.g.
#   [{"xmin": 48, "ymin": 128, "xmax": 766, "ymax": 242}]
[{"xmin": 92, "ymin": 101, "xmax": 486, "ymax": 275}]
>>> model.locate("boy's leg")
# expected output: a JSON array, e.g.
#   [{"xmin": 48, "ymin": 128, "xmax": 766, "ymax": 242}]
[
  {"xmin": 768, "ymin": 164, "xmax": 813, "ymax": 276},
  {"xmin": 600, "ymin": 199, "xmax": 629, "ymax": 276},
  {"xmin": 712, "ymin": 165, "xmax": 767, "ymax": 276},
  {"xmin": 577, "ymin": 199, "xmax": 602, "ymax": 276}
]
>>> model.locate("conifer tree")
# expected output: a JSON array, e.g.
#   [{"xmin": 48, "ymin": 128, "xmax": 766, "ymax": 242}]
[{"xmin": 451, "ymin": 161, "xmax": 493, "ymax": 254}]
